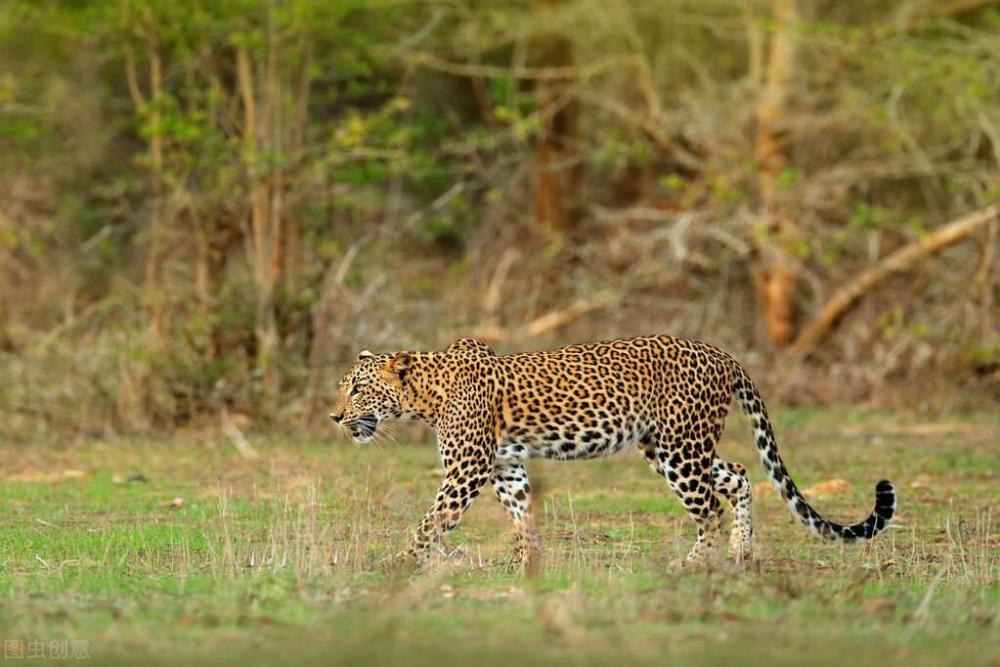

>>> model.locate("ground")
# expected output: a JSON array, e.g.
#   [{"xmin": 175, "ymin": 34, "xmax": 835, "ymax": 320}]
[{"xmin": 1, "ymin": 408, "xmax": 998, "ymax": 666}]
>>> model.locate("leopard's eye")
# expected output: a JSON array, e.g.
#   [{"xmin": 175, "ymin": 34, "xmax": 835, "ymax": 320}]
[{"xmin": 350, "ymin": 384, "xmax": 364, "ymax": 397}]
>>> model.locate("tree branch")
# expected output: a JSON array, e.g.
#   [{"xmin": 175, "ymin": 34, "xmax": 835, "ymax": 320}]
[{"xmin": 789, "ymin": 203, "xmax": 1000, "ymax": 358}]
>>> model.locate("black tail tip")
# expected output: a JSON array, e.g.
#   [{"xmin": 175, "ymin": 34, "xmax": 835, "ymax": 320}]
[{"xmin": 874, "ymin": 479, "xmax": 896, "ymax": 520}]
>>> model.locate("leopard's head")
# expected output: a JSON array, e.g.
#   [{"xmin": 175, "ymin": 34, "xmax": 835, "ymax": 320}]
[{"xmin": 329, "ymin": 350, "xmax": 412, "ymax": 443}]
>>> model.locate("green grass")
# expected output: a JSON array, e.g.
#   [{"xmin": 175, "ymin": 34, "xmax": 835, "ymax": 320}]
[{"xmin": 1, "ymin": 408, "xmax": 998, "ymax": 666}]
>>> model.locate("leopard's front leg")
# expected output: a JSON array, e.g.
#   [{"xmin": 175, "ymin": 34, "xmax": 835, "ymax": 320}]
[{"xmin": 401, "ymin": 434, "xmax": 495, "ymax": 563}]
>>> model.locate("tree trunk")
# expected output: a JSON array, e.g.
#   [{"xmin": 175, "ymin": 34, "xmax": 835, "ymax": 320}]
[
  {"xmin": 176, "ymin": 52, "xmax": 214, "ymax": 315},
  {"xmin": 195, "ymin": 221, "xmax": 211, "ymax": 307},
  {"xmin": 0, "ymin": 212, "xmax": 11, "ymax": 343},
  {"xmin": 752, "ymin": 0, "xmax": 799, "ymax": 347},
  {"xmin": 143, "ymin": 8, "xmax": 165, "ymax": 337},
  {"xmin": 283, "ymin": 40, "xmax": 312, "ymax": 295},
  {"xmin": 530, "ymin": 0, "xmax": 578, "ymax": 236},
  {"xmin": 237, "ymin": 40, "xmax": 282, "ymax": 401}
]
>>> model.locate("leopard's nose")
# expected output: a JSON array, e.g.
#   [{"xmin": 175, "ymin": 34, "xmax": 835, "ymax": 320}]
[{"xmin": 329, "ymin": 412, "xmax": 344, "ymax": 424}]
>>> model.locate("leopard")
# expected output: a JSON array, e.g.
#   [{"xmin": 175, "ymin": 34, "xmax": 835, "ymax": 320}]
[{"xmin": 329, "ymin": 336, "xmax": 896, "ymax": 569}]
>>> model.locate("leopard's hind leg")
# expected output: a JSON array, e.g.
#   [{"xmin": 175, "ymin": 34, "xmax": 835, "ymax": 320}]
[
  {"xmin": 712, "ymin": 457, "xmax": 752, "ymax": 561},
  {"xmin": 639, "ymin": 429, "xmax": 724, "ymax": 564},
  {"xmin": 705, "ymin": 381, "xmax": 753, "ymax": 561},
  {"xmin": 491, "ymin": 460, "xmax": 540, "ymax": 573},
  {"xmin": 639, "ymin": 412, "xmax": 751, "ymax": 562}
]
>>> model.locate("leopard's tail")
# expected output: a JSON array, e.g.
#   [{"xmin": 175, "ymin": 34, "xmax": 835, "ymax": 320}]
[{"xmin": 730, "ymin": 361, "xmax": 895, "ymax": 542}]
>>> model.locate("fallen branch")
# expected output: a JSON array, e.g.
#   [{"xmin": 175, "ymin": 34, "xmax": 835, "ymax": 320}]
[
  {"xmin": 891, "ymin": 0, "xmax": 998, "ymax": 33},
  {"xmin": 860, "ymin": 0, "xmax": 1000, "ymax": 43},
  {"xmin": 400, "ymin": 50, "xmax": 635, "ymax": 82},
  {"xmin": 305, "ymin": 234, "xmax": 372, "ymax": 420},
  {"xmin": 221, "ymin": 407, "xmax": 259, "ymax": 460},
  {"xmin": 481, "ymin": 247, "xmax": 521, "ymax": 328},
  {"xmin": 524, "ymin": 294, "xmax": 614, "ymax": 337},
  {"xmin": 789, "ymin": 203, "xmax": 1000, "ymax": 357},
  {"xmin": 466, "ymin": 292, "xmax": 617, "ymax": 343}
]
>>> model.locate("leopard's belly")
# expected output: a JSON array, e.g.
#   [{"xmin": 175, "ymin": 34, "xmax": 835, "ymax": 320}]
[{"xmin": 497, "ymin": 415, "xmax": 647, "ymax": 462}]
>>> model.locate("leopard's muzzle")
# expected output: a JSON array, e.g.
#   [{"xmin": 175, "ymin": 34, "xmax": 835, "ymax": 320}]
[{"xmin": 348, "ymin": 415, "xmax": 378, "ymax": 443}]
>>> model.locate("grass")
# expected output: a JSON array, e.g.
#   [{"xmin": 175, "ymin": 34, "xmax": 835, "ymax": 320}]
[{"xmin": 1, "ymin": 407, "xmax": 998, "ymax": 666}]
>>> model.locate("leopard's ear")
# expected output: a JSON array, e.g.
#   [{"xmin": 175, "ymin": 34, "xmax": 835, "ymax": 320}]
[
  {"xmin": 358, "ymin": 349, "xmax": 375, "ymax": 360},
  {"xmin": 387, "ymin": 352, "xmax": 412, "ymax": 380}
]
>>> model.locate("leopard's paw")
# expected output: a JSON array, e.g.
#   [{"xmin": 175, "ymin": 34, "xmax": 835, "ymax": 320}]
[
  {"xmin": 513, "ymin": 546, "xmax": 542, "ymax": 577},
  {"xmin": 379, "ymin": 549, "xmax": 422, "ymax": 573},
  {"xmin": 729, "ymin": 545, "xmax": 753, "ymax": 564}
]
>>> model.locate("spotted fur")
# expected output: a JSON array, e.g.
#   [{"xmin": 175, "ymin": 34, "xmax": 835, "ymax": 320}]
[{"xmin": 330, "ymin": 336, "xmax": 896, "ymax": 567}]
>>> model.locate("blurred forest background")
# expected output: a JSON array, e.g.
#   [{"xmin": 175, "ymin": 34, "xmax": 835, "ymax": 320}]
[{"xmin": 2, "ymin": 0, "xmax": 999, "ymax": 444}]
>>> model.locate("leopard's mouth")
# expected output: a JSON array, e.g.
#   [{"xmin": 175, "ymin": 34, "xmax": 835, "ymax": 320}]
[{"xmin": 349, "ymin": 415, "xmax": 378, "ymax": 442}]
